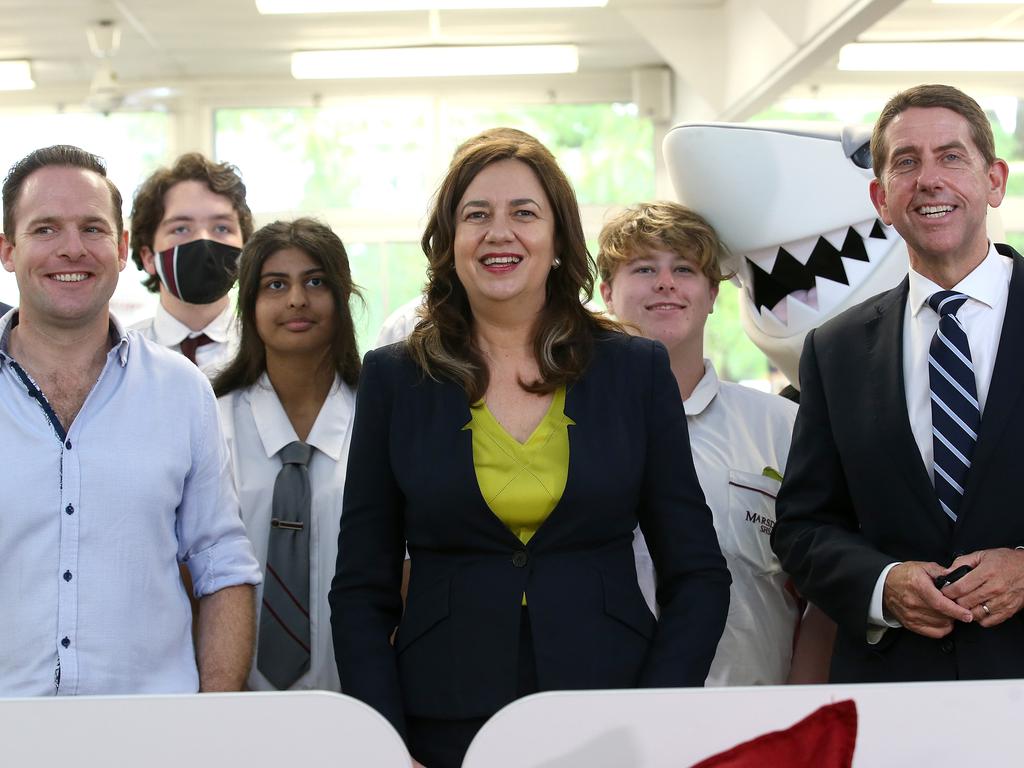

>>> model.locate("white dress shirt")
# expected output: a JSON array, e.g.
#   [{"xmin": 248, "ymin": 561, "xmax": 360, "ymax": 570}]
[
  {"xmin": 868, "ymin": 242, "xmax": 1011, "ymax": 634},
  {"xmin": 0, "ymin": 312, "xmax": 261, "ymax": 696},
  {"xmin": 634, "ymin": 360, "xmax": 800, "ymax": 685},
  {"xmin": 131, "ymin": 301, "xmax": 239, "ymax": 379},
  {"xmin": 218, "ymin": 373, "xmax": 356, "ymax": 691},
  {"xmin": 373, "ymin": 296, "xmax": 423, "ymax": 349}
]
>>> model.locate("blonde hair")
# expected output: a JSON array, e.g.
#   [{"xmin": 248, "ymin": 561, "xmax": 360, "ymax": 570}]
[{"xmin": 597, "ymin": 201, "xmax": 731, "ymax": 285}]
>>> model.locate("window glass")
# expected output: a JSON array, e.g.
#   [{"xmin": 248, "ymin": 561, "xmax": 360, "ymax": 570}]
[
  {"xmin": 215, "ymin": 102, "xmax": 654, "ymax": 356},
  {"xmin": 347, "ymin": 241, "xmax": 427, "ymax": 353},
  {"xmin": 215, "ymin": 102, "xmax": 435, "ymax": 214},
  {"xmin": 440, "ymin": 102, "xmax": 655, "ymax": 205}
]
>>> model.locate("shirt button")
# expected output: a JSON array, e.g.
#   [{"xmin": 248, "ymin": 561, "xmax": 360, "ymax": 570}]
[
  {"xmin": 61, "ymin": 637, "xmax": 70, "ymax": 648},
  {"xmin": 65, "ymin": 504, "xmax": 74, "ymax": 515},
  {"xmin": 512, "ymin": 551, "xmax": 528, "ymax": 568},
  {"xmin": 940, "ymin": 638, "xmax": 955, "ymax": 654},
  {"xmin": 63, "ymin": 570, "xmax": 72, "ymax": 582},
  {"xmin": 65, "ymin": 440, "xmax": 72, "ymax": 450}
]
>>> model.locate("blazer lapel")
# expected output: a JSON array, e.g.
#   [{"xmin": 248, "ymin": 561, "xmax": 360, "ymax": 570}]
[
  {"xmin": 869, "ymin": 279, "xmax": 945, "ymax": 523},
  {"xmin": 439, "ymin": 378, "xmax": 526, "ymax": 549},
  {"xmin": 524, "ymin": 379, "xmax": 580, "ymax": 551},
  {"xmin": 959, "ymin": 247, "xmax": 1024, "ymax": 519}
]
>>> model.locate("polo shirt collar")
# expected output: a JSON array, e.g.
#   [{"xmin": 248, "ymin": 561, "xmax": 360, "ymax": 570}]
[{"xmin": 684, "ymin": 359, "xmax": 720, "ymax": 417}]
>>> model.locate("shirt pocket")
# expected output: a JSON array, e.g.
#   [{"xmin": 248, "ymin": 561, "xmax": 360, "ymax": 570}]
[{"xmin": 721, "ymin": 469, "xmax": 783, "ymax": 576}]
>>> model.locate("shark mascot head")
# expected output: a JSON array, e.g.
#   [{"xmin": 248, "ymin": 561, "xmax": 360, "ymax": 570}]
[{"xmin": 663, "ymin": 123, "xmax": 909, "ymax": 389}]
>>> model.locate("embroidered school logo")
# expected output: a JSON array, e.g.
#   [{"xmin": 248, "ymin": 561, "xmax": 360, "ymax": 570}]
[{"xmin": 746, "ymin": 510, "xmax": 775, "ymax": 536}]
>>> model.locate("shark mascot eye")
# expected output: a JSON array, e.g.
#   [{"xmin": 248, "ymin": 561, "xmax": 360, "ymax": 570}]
[{"xmin": 663, "ymin": 122, "xmax": 911, "ymax": 392}]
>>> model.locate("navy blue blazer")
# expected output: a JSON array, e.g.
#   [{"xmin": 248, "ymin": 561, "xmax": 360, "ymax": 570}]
[
  {"xmin": 773, "ymin": 244, "xmax": 1024, "ymax": 682},
  {"xmin": 330, "ymin": 331, "xmax": 729, "ymax": 736},
  {"xmin": 0, "ymin": 303, "xmax": 11, "ymax": 317}
]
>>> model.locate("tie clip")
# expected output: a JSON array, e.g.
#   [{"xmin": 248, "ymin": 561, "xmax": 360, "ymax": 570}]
[{"xmin": 271, "ymin": 519, "xmax": 304, "ymax": 531}]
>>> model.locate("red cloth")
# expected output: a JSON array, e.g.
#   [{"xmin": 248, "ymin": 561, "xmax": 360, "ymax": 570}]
[
  {"xmin": 689, "ymin": 699, "xmax": 857, "ymax": 768},
  {"xmin": 179, "ymin": 333, "xmax": 213, "ymax": 365}
]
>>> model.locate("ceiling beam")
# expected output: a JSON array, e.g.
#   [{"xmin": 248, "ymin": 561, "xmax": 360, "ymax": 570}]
[{"xmin": 620, "ymin": 0, "xmax": 904, "ymax": 122}]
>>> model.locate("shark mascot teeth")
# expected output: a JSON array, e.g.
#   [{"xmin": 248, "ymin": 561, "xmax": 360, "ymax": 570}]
[{"xmin": 663, "ymin": 123, "xmax": 909, "ymax": 389}]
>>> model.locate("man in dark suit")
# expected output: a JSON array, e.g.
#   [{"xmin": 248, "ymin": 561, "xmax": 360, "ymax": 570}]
[{"xmin": 772, "ymin": 84, "xmax": 1024, "ymax": 682}]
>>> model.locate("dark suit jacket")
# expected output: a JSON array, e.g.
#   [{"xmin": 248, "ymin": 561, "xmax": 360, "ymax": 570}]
[
  {"xmin": 330, "ymin": 331, "xmax": 730, "ymax": 737},
  {"xmin": 773, "ymin": 243, "xmax": 1024, "ymax": 682},
  {"xmin": 0, "ymin": 303, "xmax": 11, "ymax": 317}
]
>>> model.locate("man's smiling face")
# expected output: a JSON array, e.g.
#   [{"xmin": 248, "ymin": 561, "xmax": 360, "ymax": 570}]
[
  {"xmin": 870, "ymin": 106, "xmax": 1007, "ymax": 273},
  {"xmin": 0, "ymin": 165, "xmax": 127, "ymax": 330}
]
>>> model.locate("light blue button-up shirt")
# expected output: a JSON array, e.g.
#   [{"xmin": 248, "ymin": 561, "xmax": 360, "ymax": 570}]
[{"xmin": 0, "ymin": 309, "xmax": 261, "ymax": 696}]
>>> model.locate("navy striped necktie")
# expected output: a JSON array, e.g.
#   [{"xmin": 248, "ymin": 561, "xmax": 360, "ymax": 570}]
[{"xmin": 927, "ymin": 291, "xmax": 979, "ymax": 523}]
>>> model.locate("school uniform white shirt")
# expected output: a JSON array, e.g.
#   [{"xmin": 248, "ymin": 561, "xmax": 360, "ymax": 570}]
[
  {"xmin": 868, "ymin": 242, "xmax": 1011, "ymax": 636},
  {"xmin": 218, "ymin": 373, "xmax": 356, "ymax": 691},
  {"xmin": 633, "ymin": 360, "xmax": 800, "ymax": 686},
  {"xmin": 131, "ymin": 301, "xmax": 239, "ymax": 379},
  {"xmin": 374, "ymin": 296, "xmax": 423, "ymax": 349}
]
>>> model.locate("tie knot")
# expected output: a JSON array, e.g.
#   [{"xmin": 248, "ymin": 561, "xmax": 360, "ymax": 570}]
[
  {"xmin": 928, "ymin": 291, "xmax": 969, "ymax": 318},
  {"xmin": 279, "ymin": 440, "xmax": 312, "ymax": 466}
]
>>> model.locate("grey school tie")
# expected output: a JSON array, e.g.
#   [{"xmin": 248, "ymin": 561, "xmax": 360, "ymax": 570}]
[
  {"xmin": 927, "ymin": 291, "xmax": 979, "ymax": 524},
  {"xmin": 257, "ymin": 440, "xmax": 313, "ymax": 689}
]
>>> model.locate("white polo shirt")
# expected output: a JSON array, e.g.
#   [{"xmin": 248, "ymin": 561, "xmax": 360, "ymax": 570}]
[
  {"xmin": 218, "ymin": 373, "xmax": 356, "ymax": 691},
  {"xmin": 633, "ymin": 360, "xmax": 800, "ymax": 686}
]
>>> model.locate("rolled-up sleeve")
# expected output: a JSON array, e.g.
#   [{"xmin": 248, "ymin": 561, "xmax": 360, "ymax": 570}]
[{"xmin": 178, "ymin": 380, "xmax": 262, "ymax": 597}]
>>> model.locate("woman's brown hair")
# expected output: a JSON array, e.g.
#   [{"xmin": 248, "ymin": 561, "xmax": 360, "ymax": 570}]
[{"xmin": 407, "ymin": 128, "xmax": 619, "ymax": 401}]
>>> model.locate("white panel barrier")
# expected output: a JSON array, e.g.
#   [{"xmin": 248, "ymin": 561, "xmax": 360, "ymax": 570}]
[
  {"xmin": 5, "ymin": 682, "xmax": 1020, "ymax": 767},
  {"xmin": 0, "ymin": 691, "xmax": 410, "ymax": 767},
  {"xmin": 462, "ymin": 681, "xmax": 1024, "ymax": 768}
]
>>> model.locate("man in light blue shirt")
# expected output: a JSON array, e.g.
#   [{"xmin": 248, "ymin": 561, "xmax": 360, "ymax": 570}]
[{"xmin": 0, "ymin": 145, "xmax": 261, "ymax": 696}]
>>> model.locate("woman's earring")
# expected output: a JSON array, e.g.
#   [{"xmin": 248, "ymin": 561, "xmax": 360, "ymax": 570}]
[{"xmin": 552, "ymin": 257, "xmax": 562, "ymax": 269}]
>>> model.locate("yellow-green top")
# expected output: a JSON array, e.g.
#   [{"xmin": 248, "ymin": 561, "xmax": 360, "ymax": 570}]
[{"xmin": 464, "ymin": 385, "xmax": 573, "ymax": 547}]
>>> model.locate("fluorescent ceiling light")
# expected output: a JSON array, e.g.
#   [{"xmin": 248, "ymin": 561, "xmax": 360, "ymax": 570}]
[
  {"xmin": 260, "ymin": 0, "xmax": 605, "ymax": 11},
  {"xmin": 0, "ymin": 60, "xmax": 35, "ymax": 91},
  {"xmin": 838, "ymin": 42, "xmax": 1024, "ymax": 71},
  {"xmin": 292, "ymin": 45, "xmax": 579, "ymax": 79}
]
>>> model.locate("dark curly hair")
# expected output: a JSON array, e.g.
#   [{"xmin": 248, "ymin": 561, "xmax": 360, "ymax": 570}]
[{"xmin": 129, "ymin": 153, "xmax": 253, "ymax": 293}]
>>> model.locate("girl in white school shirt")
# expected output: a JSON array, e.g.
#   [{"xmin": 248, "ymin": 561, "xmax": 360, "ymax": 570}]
[{"xmin": 214, "ymin": 218, "xmax": 361, "ymax": 691}]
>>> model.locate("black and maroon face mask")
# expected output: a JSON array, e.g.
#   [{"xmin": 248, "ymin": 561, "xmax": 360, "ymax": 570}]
[{"xmin": 154, "ymin": 238, "xmax": 241, "ymax": 305}]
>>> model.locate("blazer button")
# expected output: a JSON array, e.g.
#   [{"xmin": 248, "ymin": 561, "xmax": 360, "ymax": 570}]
[
  {"xmin": 940, "ymin": 638, "xmax": 954, "ymax": 654},
  {"xmin": 512, "ymin": 551, "xmax": 528, "ymax": 568}
]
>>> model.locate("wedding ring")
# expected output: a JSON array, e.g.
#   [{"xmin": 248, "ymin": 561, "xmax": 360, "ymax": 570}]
[{"xmin": 982, "ymin": 603, "xmax": 991, "ymax": 616}]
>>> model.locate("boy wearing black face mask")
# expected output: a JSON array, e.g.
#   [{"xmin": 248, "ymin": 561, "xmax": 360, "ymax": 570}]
[{"xmin": 129, "ymin": 153, "xmax": 254, "ymax": 378}]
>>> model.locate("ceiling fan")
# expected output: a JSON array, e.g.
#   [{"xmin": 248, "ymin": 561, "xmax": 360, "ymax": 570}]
[{"xmin": 85, "ymin": 19, "xmax": 174, "ymax": 115}]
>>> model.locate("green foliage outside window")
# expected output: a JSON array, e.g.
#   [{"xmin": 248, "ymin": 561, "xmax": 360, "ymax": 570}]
[{"xmin": 215, "ymin": 103, "xmax": 655, "ymax": 354}]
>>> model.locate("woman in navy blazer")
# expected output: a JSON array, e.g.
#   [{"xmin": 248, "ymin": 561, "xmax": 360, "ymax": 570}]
[{"xmin": 330, "ymin": 128, "xmax": 730, "ymax": 768}]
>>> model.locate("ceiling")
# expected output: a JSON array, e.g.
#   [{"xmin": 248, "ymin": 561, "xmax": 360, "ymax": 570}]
[{"xmin": 0, "ymin": 0, "xmax": 1022, "ymax": 120}]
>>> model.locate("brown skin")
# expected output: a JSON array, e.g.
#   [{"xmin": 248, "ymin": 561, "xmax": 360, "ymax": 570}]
[{"xmin": 786, "ymin": 603, "xmax": 836, "ymax": 684}]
